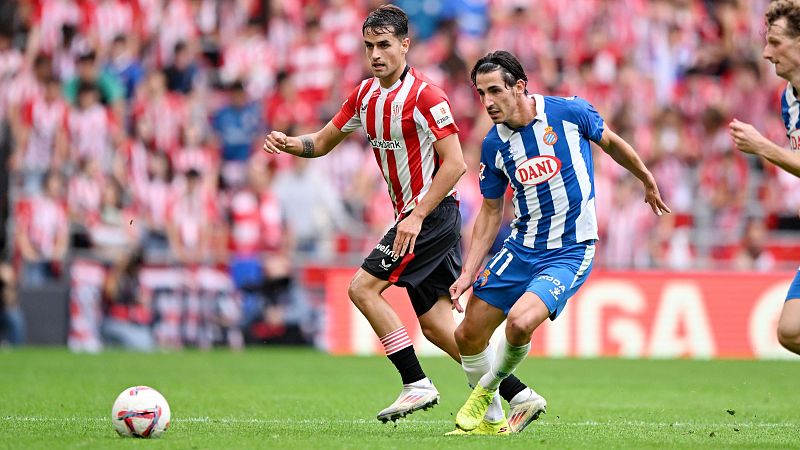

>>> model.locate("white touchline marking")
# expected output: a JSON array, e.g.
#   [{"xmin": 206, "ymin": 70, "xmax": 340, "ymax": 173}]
[{"xmin": 1, "ymin": 417, "xmax": 798, "ymax": 428}]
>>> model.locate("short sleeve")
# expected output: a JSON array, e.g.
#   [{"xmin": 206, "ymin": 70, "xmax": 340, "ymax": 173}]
[
  {"xmin": 332, "ymin": 82, "xmax": 364, "ymax": 133},
  {"xmin": 567, "ymin": 96, "xmax": 605, "ymax": 143},
  {"xmin": 415, "ymin": 84, "xmax": 459, "ymax": 141},
  {"xmin": 479, "ymin": 136, "xmax": 508, "ymax": 199}
]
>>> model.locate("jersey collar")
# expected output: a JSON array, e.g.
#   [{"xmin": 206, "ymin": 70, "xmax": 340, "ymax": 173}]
[
  {"xmin": 379, "ymin": 65, "xmax": 411, "ymax": 93},
  {"xmin": 496, "ymin": 94, "xmax": 547, "ymax": 142}
]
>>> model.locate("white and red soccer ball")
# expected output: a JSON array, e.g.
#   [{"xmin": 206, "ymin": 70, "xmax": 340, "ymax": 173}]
[{"xmin": 111, "ymin": 386, "xmax": 171, "ymax": 438}]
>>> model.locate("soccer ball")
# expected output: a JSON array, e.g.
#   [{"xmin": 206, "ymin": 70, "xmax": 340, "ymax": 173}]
[{"xmin": 111, "ymin": 386, "xmax": 171, "ymax": 438}]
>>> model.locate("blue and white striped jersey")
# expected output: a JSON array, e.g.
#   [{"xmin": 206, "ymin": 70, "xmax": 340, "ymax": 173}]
[
  {"xmin": 781, "ymin": 82, "xmax": 800, "ymax": 151},
  {"xmin": 479, "ymin": 94, "xmax": 604, "ymax": 249}
]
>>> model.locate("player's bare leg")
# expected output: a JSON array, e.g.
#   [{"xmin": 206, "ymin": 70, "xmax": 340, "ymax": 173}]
[
  {"xmin": 419, "ymin": 295, "xmax": 546, "ymax": 432},
  {"xmin": 452, "ymin": 295, "xmax": 508, "ymax": 432},
  {"xmin": 417, "ymin": 296, "xmax": 461, "ymax": 361},
  {"xmin": 504, "ymin": 292, "xmax": 551, "ymax": 346},
  {"xmin": 454, "ymin": 293, "xmax": 549, "ymax": 432},
  {"xmin": 348, "ymin": 269, "xmax": 439, "ymax": 422},
  {"xmin": 777, "ymin": 298, "xmax": 800, "ymax": 355}
]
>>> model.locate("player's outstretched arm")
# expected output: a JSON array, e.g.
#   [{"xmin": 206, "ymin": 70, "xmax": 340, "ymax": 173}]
[
  {"xmin": 449, "ymin": 196, "xmax": 504, "ymax": 310},
  {"xmin": 391, "ymin": 134, "xmax": 467, "ymax": 258},
  {"xmin": 262, "ymin": 121, "xmax": 350, "ymax": 158},
  {"xmin": 730, "ymin": 118, "xmax": 800, "ymax": 178},
  {"xmin": 597, "ymin": 127, "xmax": 671, "ymax": 216}
]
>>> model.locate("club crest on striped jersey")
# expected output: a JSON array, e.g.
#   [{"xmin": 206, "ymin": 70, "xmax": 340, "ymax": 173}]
[
  {"xmin": 543, "ymin": 126, "xmax": 558, "ymax": 145},
  {"xmin": 430, "ymin": 101, "xmax": 454, "ymax": 128},
  {"xmin": 391, "ymin": 102, "xmax": 403, "ymax": 121},
  {"xmin": 515, "ymin": 155, "xmax": 561, "ymax": 186}
]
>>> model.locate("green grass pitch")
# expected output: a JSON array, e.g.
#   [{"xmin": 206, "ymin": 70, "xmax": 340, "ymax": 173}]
[{"xmin": 1, "ymin": 348, "xmax": 798, "ymax": 449}]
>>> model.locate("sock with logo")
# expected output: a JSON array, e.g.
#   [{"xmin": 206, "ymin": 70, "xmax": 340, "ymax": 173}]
[
  {"xmin": 381, "ymin": 327, "xmax": 425, "ymax": 385},
  {"xmin": 461, "ymin": 345, "xmax": 505, "ymax": 421},
  {"xmin": 480, "ymin": 339, "xmax": 531, "ymax": 391}
]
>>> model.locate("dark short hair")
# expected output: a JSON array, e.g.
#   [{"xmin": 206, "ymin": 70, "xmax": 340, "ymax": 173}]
[
  {"xmin": 470, "ymin": 50, "xmax": 528, "ymax": 93},
  {"xmin": 77, "ymin": 81, "xmax": 98, "ymax": 97},
  {"xmin": 766, "ymin": 0, "xmax": 800, "ymax": 38},
  {"xmin": 362, "ymin": 5, "xmax": 408, "ymax": 38}
]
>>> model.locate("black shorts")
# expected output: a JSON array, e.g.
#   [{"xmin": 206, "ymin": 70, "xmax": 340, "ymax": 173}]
[{"xmin": 361, "ymin": 197, "xmax": 462, "ymax": 317}]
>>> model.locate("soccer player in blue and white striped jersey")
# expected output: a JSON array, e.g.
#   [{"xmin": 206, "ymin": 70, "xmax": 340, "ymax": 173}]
[
  {"xmin": 445, "ymin": 51, "xmax": 670, "ymax": 435},
  {"xmin": 730, "ymin": 0, "xmax": 800, "ymax": 357}
]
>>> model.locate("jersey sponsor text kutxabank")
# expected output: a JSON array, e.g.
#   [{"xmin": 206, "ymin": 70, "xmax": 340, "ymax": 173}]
[{"xmin": 332, "ymin": 67, "xmax": 459, "ymax": 217}]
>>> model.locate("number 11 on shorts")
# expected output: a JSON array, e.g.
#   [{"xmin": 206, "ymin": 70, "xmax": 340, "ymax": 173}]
[{"xmin": 489, "ymin": 248, "xmax": 514, "ymax": 276}]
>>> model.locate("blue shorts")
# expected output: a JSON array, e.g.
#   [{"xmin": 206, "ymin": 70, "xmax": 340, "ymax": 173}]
[
  {"xmin": 786, "ymin": 267, "xmax": 800, "ymax": 301},
  {"xmin": 472, "ymin": 240, "xmax": 596, "ymax": 319}
]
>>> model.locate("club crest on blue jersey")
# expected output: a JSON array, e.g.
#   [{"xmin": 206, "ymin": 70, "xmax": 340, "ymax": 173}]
[{"xmin": 543, "ymin": 126, "xmax": 558, "ymax": 145}]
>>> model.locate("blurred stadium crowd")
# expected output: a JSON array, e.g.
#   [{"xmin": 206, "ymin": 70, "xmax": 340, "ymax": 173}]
[{"xmin": 1, "ymin": 0, "xmax": 799, "ymax": 348}]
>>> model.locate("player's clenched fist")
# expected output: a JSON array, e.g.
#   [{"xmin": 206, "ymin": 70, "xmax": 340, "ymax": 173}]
[{"xmin": 263, "ymin": 131, "xmax": 288, "ymax": 154}]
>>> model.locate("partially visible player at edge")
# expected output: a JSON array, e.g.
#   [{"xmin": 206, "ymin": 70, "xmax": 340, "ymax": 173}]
[
  {"xmin": 262, "ymin": 6, "xmax": 545, "ymax": 430},
  {"xmin": 729, "ymin": 0, "xmax": 800, "ymax": 356},
  {"xmin": 446, "ymin": 51, "xmax": 670, "ymax": 435}
]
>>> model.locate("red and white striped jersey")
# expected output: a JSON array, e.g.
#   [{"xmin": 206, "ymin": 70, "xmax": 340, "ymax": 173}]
[
  {"xmin": 227, "ymin": 188, "xmax": 283, "ymax": 255},
  {"xmin": 67, "ymin": 103, "xmax": 117, "ymax": 167},
  {"xmin": 15, "ymin": 195, "xmax": 69, "ymax": 259},
  {"xmin": 172, "ymin": 144, "xmax": 218, "ymax": 174},
  {"xmin": 68, "ymin": 172, "xmax": 104, "ymax": 225},
  {"xmin": 32, "ymin": 0, "xmax": 82, "ymax": 55},
  {"xmin": 332, "ymin": 67, "xmax": 459, "ymax": 217},
  {"xmin": 21, "ymin": 96, "xmax": 68, "ymax": 171},
  {"xmin": 89, "ymin": 0, "xmax": 134, "ymax": 49},
  {"xmin": 132, "ymin": 92, "xmax": 186, "ymax": 152}
]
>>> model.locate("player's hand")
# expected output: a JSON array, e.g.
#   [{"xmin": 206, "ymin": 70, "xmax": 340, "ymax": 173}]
[
  {"xmin": 449, "ymin": 273, "xmax": 473, "ymax": 313},
  {"xmin": 393, "ymin": 213, "xmax": 422, "ymax": 257},
  {"xmin": 643, "ymin": 178, "xmax": 671, "ymax": 216},
  {"xmin": 729, "ymin": 118, "xmax": 768, "ymax": 156},
  {"xmin": 263, "ymin": 131, "xmax": 288, "ymax": 154}
]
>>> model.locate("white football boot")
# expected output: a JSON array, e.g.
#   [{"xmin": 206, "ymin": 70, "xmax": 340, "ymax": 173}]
[
  {"xmin": 507, "ymin": 388, "xmax": 547, "ymax": 433},
  {"xmin": 376, "ymin": 379, "xmax": 440, "ymax": 423}
]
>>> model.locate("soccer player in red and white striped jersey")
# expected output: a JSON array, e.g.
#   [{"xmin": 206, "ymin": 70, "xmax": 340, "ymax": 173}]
[{"xmin": 264, "ymin": 5, "xmax": 537, "ymax": 426}]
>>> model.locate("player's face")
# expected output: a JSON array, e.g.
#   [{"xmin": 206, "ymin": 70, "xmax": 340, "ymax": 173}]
[
  {"xmin": 475, "ymin": 70, "xmax": 525, "ymax": 124},
  {"xmin": 363, "ymin": 28, "xmax": 409, "ymax": 82},
  {"xmin": 764, "ymin": 18, "xmax": 800, "ymax": 80}
]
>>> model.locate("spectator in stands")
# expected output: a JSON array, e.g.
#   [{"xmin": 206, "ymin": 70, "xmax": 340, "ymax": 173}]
[
  {"xmin": 273, "ymin": 156, "xmax": 351, "ymax": 261},
  {"xmin": 13, "ymin": 75, "xmax": 68, "ymax": 194},
  {"xmin": 0, "ymin": 260, "xmax": 24, "ymax": 346},
  {"xmin": 90, "ymin": 178, "xmax": 137, "ymax": 263},
  {"xmin": 102, "ymin": 249, "xmax": 154, "ymax": 351},
  {"xmin": 6, "ymin": 54, "xmax": 52, "ymax": 150},
  {"xmin": 103, "ymin": 35, "xmax": 145, "ymax": 100},
  {"xmin": 66, "ymin": 82, "xmax": 120, "ymax": 171},
  {"xmin": 164, "ymin": 41, "xmax": 199, "ymax": 94},
  {"xmin": 132, "ymin": 71, "xmax": 186, "ymax": 154},
  {"xmin": 67, "ymin": 156, "xmax": 104, "ymax": 247},
  {"xmin": 167, "ymin": 168, "xmax": 218, "ymax": 265},
  {"xmin": 735, "ymin": 218, "xmax": 776, "ymax": 272},
  {"xmin": 135, "ymin": 151, "xmax": 173, "ymax": 253},
  {"xmin": 212, "ymin": 80, "xmax": 262, "ymax": 188},
  {"xmin": 14, "ymin": 171, "xmax": 69, "ymax": 286},
  {"xmin": 63, "ymin": 51, "xmax": 124, "ymax": 118}
]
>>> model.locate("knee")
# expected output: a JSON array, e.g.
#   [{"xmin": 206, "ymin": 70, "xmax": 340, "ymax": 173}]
[
  {"xmin": 506, "ymin": 317, "xmax": 535, "ymax": 344},
  {"xmin": 347, "ymin": 278, "xmax": 369, "ymax": 307},
  {"xmin": 454, "ymin": 323, "xmax": 487, "ymax": 354},
  {"xmin": 777, "ymin": 325, "xmax": 800, "ymax": 349},
  {"xmin": 420, "ymin": 322, "xmax": 440, "ymax": 344}
]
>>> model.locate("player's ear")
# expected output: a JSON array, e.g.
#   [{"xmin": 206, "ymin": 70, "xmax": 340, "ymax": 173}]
[
  {"xmin": 515, "ymin": 79, "xmax": 526, "ymax": 95},
  {"xmin": 401, "ymin": 37, "xmax": 410, "ymax": 54}
]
